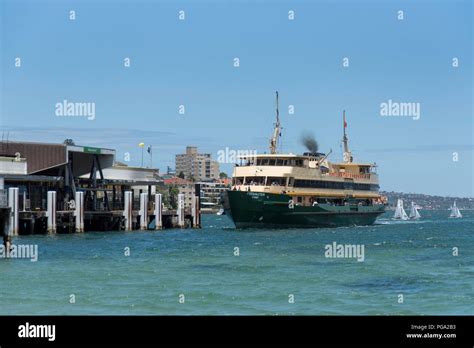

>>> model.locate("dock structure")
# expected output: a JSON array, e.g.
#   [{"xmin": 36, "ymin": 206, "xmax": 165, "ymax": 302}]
[{"xmin": 0, "ymin": 140, "xmax": 201, "ymax": 237}]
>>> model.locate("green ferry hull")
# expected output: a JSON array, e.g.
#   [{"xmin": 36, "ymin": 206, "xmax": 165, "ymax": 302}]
[{"xmin": 222, "ymin": 191, "xmax": 385, "ymax": 229}]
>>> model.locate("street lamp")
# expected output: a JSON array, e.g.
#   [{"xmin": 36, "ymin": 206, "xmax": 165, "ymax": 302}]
[{"xmin": 139, "ymin": 142, "xmax": 145, "ymax": 167}]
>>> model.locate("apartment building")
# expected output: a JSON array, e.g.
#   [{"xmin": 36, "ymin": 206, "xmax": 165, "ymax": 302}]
[{"xmin": 175, "ymin": 146, "xmax": 220, "ymax": 182}]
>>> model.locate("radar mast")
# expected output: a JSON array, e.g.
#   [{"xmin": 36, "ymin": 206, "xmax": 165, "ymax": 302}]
[
  {"xmin": 342, "ymin": 110, "xmax": 352, "ymax": 163},
  {"xmin": 269, "ymin": 91, "xmax": 281, "ymax": 154}
]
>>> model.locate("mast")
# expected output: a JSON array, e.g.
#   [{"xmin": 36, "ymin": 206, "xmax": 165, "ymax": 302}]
[
  {"xmin": 394, "ymin": 199, "xmax": 408, "ymax": 220},
  {"xmin": 269, "ymin": 91, "xmax": 281, "ymax": 154},
  {"xmin": 342, "ymin": 110, "xmax": 352, "ymax": 163}
]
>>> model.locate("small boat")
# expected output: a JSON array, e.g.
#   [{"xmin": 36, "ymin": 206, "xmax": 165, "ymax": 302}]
[
  {"xmin": 393, "ymin": 199, "xmax": 408, "ymax": 220},
  {"xmin": 216, "ymin": 208, "xmax": 225, "ymax": 216},
  {"xmin": 449, "ymin": 201, "xmax": 462, "ymax": 218},
  {"xmin": 409, "ymin": 201, "xmax": 421, "ymax": 220}
]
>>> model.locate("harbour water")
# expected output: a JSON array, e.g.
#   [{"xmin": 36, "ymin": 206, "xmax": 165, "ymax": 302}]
[{"xmin": 0, "ymin": 211, "xmax": 472, "ymax": 315}]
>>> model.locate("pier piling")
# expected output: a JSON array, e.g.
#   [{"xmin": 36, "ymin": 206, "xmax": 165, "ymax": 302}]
[
  {"xmin": 46, "ymin": 191, "xmax": 56, "ymax": 234},
  {"xmin": 8, "ymin": 187, "xmax": 19, "ymax": 236},
  {"xmin": 139, "ymin": 193, "xmax": 148, "ymax": 230},
  {"xmin": 1, "ymin": 185, "xmax": 201, "ymax": 234},
  {"xmin": 192, "ymin": 194, "xmax": 201, "ymax": 228},
  {"xmin": 177, "ymin": 193, "xmax": 185, "ymax": 228},
  {"xmin": 193, "ymin": 183, "xmax": 201, "ymax": 228},
  {"xmin": 154, "ymin": 193, "xmax": 162, "ymax": 230},
  {"xmin": 123, "ymin": 191, "xmax": 133, "ymax": 231},
  {"xmin": 74, "ymin": 191, "xmax": 84, "ymax": 233}
]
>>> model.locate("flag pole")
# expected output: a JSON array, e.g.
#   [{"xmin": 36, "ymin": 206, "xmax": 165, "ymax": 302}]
[{"xmin": 150, "ymin": 145, "xmax": 153, "ymax": 168}]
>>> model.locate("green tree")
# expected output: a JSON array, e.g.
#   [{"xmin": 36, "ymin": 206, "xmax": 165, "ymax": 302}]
[
  {"xmin": 177, "ymin": 171, "xmax": 185, "ymax": 179},
  {"xmin": 219, "ymin": 172, "xmax": 228, "ymax": 179},
  {"xmin": 168, "ymin": 185, "xmax": 180, "ymax": 209}
]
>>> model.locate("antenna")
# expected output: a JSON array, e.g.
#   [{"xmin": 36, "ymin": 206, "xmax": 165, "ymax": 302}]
[
  {"xmin": 342, "ymin": 110, "xmax": 352, "ymax": 163},
  {"xmin": 269, "ymin": 91, "xmax": 281, "ymax": 154},
  {"xmin": 276, "ymin": 91, "xmax": 280, "ymax": 123}
]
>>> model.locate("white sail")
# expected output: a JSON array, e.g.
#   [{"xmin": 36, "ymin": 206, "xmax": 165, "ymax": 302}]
[
  {"xmin": 450, "ymin": 201, "xmax": 462, "ymax": 218},
  {"xmin": 393, "ymin": 199, "xmax": 408, "ymax": 220},
  {"xmin": 409, "ymin": 201, "xmax": 421, "ymax": 219}
]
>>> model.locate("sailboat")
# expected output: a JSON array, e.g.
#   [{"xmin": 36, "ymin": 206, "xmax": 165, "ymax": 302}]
[
  {"xmin": 449, "ymin": 201, "xmax": 462, "ymax": 218},
  {"xmin": 409, "ymin": 201, "xmax": 421, "ymax": 219},
  {"xmin": 393, "ymin": 199, "xmax": 409, "ymax": 220}
]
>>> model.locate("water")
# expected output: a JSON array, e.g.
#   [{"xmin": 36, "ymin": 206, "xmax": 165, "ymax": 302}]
[{"xmin": 0, "ymin": 211, "xmax": 472, "ymax": 315}]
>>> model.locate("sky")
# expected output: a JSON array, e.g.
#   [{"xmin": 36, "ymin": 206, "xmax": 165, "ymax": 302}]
[{"xmin": 1, "ymin": 0, "xmax": 472, "ymax": 197}]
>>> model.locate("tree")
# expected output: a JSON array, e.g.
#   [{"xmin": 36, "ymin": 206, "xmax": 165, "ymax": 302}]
[
  {"xmin": 177, "ymin": 171, "xmax": 185, "ymax": 179},
  {"xmin": 63, "ymin": 139, "xmax": 75, "ymax": 145},
  {"xmin": 219, "ymin": 172, "xmax": 228, "ymax": 179},
  {"xmin": 168, "ymin": 185, "xmax": 180, "ymax": 209}
]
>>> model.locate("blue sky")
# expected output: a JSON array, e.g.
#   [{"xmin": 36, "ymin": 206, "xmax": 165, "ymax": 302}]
[{"xmin": 1, "ymin": 0, "xmax": 472, "ymax": 196}]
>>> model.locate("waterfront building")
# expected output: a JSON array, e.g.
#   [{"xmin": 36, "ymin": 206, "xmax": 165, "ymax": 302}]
[
  {"xmin": 0, "ymin": 140, "xmax": 160, "ymax": 213},
  {"xmin": 175, "ymin": 146, "xmax": 219, "ymax": 182},
  {"xmin": 0, "ymin": 140, "xmax": 199, "ymax": 234}
]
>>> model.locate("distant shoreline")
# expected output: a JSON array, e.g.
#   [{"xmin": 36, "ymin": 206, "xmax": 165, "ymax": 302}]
[{"xmin": 380, "ymin": 191, "xmax": 473, "ymax": 210}]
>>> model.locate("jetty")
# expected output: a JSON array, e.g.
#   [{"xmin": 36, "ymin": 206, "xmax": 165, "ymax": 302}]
[{"xmin": 0, "ymin": 140, "xmax": 201, "ymax": 239}]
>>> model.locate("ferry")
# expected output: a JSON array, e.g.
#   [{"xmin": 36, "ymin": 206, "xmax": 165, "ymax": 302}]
[{"xmin": 221, "ymin": 92, "xmax": 387, "ymax": 228}]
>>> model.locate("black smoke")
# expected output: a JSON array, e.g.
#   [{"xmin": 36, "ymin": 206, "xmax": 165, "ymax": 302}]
[{"xmin": 301, "ymin": 132, "xmax": 319, "ymax": 154}]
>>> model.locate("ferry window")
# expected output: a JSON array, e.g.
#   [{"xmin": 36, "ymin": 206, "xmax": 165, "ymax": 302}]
[
  {"xmin": 283, "ymin": 160, "xmax": 288, "ymax": 165},
  {"xmin": 297, "ymin": 196, "xmax": 302, "ymax": 203},
  {"xmin": 247, "ymin": 177, "xmax": 265, "ymax": 185},
  {"xmin": 257, "ymin": 159, "xmax": 262, "ymax": 165},
  {"xmin": 296, "ymin": 160, "xmax": 303, "ymax": 166},
  {"xmin": 233, "ymin": 177, "xmax": 244, "ymax": 185},
  {"xmin": 262, "ymin": 159, "xmax": 269, "ymax": 165},
  {"xmin": 276, "ymin": 159, "xmax": 284, "ymax": 165},
  {"xmin": 267, "ymin": 177, "xmax": 285, "ymax": 186},
  {"xmin": 288, "ymin": 177, "xmax": 294, "ymax": 186},
  {"xmin": 269, "ymin": 159, "xmax": 276, "ymax": 165}
]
